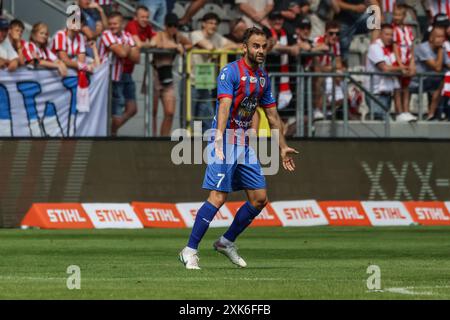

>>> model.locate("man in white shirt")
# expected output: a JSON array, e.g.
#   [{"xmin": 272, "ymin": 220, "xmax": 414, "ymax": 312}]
[
  {"xmin": 366, "ymin": 23, "xmax": 408, "ymax": 120},
  {"xmin": 0, "ymin": 18, "xmax": 19, "ymax": 72}
]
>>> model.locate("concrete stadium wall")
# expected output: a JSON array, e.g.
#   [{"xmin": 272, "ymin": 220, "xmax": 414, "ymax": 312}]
[{"xmin": 1, "ymin": 139, "xmax": 449, "ymax": 227}]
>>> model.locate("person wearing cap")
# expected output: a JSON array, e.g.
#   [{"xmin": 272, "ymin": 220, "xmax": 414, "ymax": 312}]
[
  {"xmin": 273, "ymin": 0, "xmax": 308, "ymax": 34},
  {"xmin": 0, "ymin": 18, "xmax": 19, "ymax": 71},
  {"xmin": 295, "ymin": 16, "xmax": 329, "ymax": 69},
  {"xmin": 422, "ymin": 12, "xmax": 449, "ymax": 42},
  {"xmin": 149, "ymin": 13, "xmax": 192, "ymax": 137},
  {"xmin": 236, "ymin": 0, "xmax": 274, "ymax": 29},
  {"xmin": 189, "ymin": 12, "xmax": 239, "ymax": 132}
]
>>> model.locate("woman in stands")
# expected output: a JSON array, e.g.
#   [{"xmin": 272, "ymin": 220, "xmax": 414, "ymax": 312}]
[
  {"xmin": 23, "ymin": 22, "xmax": 67, "ymax": 77},
  {"xmin": 52, "ymin": 15, "xmax": 100, "ymax": 72},
  {"xmin": 150, "ymin": 13, "xmax": 192, "ymax": 137}
]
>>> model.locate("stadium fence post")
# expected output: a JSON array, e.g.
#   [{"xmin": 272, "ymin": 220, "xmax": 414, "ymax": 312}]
[
  {"xmin": 295, "ymin": 56, "xmax": 304, "ymax": 138},
  {"xmin": 144, "ymin": 51, "xmax": 150, "ymax": 137},
  {"xmin": 307, "ymin": 75, "xmax": 313, "ymax": 137},
  {"xmin": 343, "ymin": 74, "xmax": 349, "ymax": 137},
  {"xmin": 418, "ymin": 75, "xmax": 424, "ymax": 121}
]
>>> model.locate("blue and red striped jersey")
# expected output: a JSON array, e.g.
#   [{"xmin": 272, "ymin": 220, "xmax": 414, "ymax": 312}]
[{"xmin": 213, "ymin": 58, "xmax": 276, "ymax": 131}]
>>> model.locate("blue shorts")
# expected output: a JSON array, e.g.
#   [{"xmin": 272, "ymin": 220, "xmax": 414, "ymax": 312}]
[
  {"xmin": 112, "ymin": 73, "xmax": 136, "ymax": 117},
  {"xmin": 202, "ymin": 142, "xmax": 267, "ymax": 193}
]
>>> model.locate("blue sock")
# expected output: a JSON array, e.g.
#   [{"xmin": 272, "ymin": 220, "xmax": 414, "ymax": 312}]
[
  {"xmin": 187, "ymin": 201, "xmax": 219, "ymax": 250},
  {"xmin": 223, "ymin": 202, "xmax": 261, "ymax": 242}
]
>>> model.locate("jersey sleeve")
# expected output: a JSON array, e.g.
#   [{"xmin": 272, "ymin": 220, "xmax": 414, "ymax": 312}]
[
  {"xmin": 260, "ymin": 74, "xmax": 276, "ymax": 108},
  {"xmin": 217, "ymin": 65, "xmax": 237, "ymax": 100}
]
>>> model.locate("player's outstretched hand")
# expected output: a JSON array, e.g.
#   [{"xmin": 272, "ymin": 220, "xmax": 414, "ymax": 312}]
[
  {"xmin": 215, "ymin": 135, "xmax": 225, "ymax": 161},
  {"xmin": 281, "ymin": 147, "xmax": 299, "ymax": 172}
]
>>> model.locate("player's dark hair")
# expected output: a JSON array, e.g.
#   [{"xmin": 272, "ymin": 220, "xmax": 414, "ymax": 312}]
[
  {"xmin": 136, "ymin": 5, "xmax": 149, "ymax": 14},
  {"xmin": 325, "ymin": 20, "xmax": 340, "ymax": 31},
  {"xmin": 108, "ymin": 11, "xmax": 123, "ymax": 20},
  {"xmin": 9, "ymin": 19, "xmax": 25, "ymax": 30},
  {"xmin": 381, "ymin": 23, "xmax": 393, "ymax": 30},
  {"xmin": 243, "ymin": 27, "xmax": 266, "ymax": 45}
]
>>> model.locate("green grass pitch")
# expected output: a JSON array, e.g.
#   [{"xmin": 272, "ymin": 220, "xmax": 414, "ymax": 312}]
[{"xmin": 1, "ymin": 227, "xmax": 450, "ymax": 299}]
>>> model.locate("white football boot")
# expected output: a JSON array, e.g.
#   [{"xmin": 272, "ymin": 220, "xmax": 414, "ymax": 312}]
[
  {"xmin": 179, "ymin": 247, "xmax": 201, "ymax": 270},
  {"xmin": 213, "ymin": 238, "xmax": 247, "ymax": 268}
]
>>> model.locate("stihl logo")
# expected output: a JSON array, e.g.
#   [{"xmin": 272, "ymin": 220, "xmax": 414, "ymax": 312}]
[
  {"xmin": 284, "ymin": 207, "xmax": 320, "ymax": 220},
  {"xmin": 95, "ymin": 209, "xmax": 134, "ymax": 222},
  {"xmin": 327, "ymin": 207, "xmax": 365, "ymax": 220},
  {"xmin": 144, "ymin": 208, "xmax": 180, "ymax": 222},
  {"xmin": 415, "ymin": 207, "xmax": 450, "ymax": 221},
  {"xmin": 189, "ymin": 209, "xmax": 230, "ymax": 220},
  {"xmin": 255, "ymin": 208, "xmax": 275, "ymax": 220},
  {"xmin": 373, "ymin": 208, "xmax": 407, "ymax": 220},
  {"xmin": 47, "ymin": 209, "xmax": 87, "ymax": 223}
]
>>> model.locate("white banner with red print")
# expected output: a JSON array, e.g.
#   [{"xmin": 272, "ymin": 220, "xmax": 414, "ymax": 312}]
[{"xmin": 0, "ymin": 61, "xmax": 109, "ymax": 137}]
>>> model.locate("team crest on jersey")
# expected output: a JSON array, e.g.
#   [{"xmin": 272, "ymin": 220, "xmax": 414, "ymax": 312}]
[
  {"xmin": 260, "ymin": 77, "xmax": 266, "ymax": 88},
  {"xmin": 249, "ymin": 76, "xmax": 257, "ymax": 83}
]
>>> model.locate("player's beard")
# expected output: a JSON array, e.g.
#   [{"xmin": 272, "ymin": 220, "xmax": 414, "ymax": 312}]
[{"xmin": 248, "ymin": 50, "xmax": 265, "ymax": 66}]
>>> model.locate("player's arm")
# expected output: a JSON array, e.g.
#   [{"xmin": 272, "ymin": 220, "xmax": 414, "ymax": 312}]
[
  {"xmin": 263, "ymin": 107, "xmax": 299, "ymax": 172},
  {"xmin": 214, "ymin": 97, "xmax": 232, "ymax": 161}
]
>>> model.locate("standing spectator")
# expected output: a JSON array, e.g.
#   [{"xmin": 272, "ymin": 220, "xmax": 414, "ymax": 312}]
[
  {"xmin": 100, "ymin": 12, "xmax": 141, "ymax": 136},
  {"xmin": 0, "ymin": 18, "xmax": 20, "ymax": 72},
  {"xmin": 295, "ymin": 16, "xmax": 329, "ymax": 70},
  {"xmin": 335, "ymin": 0, "xmax": 375, "ymax": 63},
  {"xmin": 190, "ymin": 13, "xmax": 239, "ymax": 132},
  {"xmin": 262, "ymin": 10, "xmax": 300, "ymax": 130},
  {"xmin": 8, "ymin": 19, "xmax": 26, "ymax": 66},
  {"xmin": 52, "ymin": 15, "xmax": 98, "ymax": 72},
  {"xmin": 313, "ymin": 20, "xmax": 345, "ymax": 121},
  {"xmin": 392, "ymin": 4, "xmax": 417, "ymax": 122},
  {"xmin": 274, "ymin": 0, "xmax": 306, "ymax": 34},
  {"xmin": 150, "ymin": 13, "xmax": 193, "ymax": 137},
  {"xmin": 179, "ymin": 0, "xmax": 209, "ymax": 29},
  {"xmin": 366, "ymin": 23, "xmax": 406, "ymax": 120},
  {"xmin": 123, "ymin": 5, "xmax": 157, "ymax": 136},
  {"xmin": 78, "ymin": 0, "xmax": 108, "ymax": 57},
  {"xmin": 23, "ymin": 22, "xmax": 68, "ymax": 77},
  {"xmin": 411, "ymin": 26, "xmax": 450, "ymax": 120},
  {"xmin": 138, "ymin": 0, "xmax": 167, "ymax": 28},
  {"xmin": 93, "ymin": 0, "xmax": 113, "ymax": 15},
  {"xmin": 125, "ymin": 6, "xmax": 156, "ymax": 49},
  {"xmin": 236, "ymin": 0, "xmax": 274, "ymax": 29}
]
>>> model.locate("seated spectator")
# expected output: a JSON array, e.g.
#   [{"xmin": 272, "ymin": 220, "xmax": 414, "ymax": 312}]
[
  {"xmin": 261, "ymin": 10, "xmax": 300, "ymax": 131},
  {"xmin": 236, "ymin": 0, "xmax": 274, "ymax": 29},
  {"xmin": 23, "ymin": 22, "xmax": 67, "ymax": 77},
  {"xmin": 190, "ymin": 12, "xmax": 239, "ymax": 132},
  {"xmin": 150, "ymin": 13, "xmax": 193, "ymax": 137},
  {"xmin": 52, "ymin": 15, "xmax": 98, "ymax": 72},
  {"xmin": 312, "ymin": 20, "xmax": 345, "ymax": 121},
  {"xmin": 392, "ymin": 4, "xmax": 417, "ymax": 122},
  {"xmin": 78, "ymin": 0, "xmax": 108, "ymax": 57},
  {"xmin": 411, "ymin": 26, "xmax": 450, "ymax": 120},
  {"xmin": 0, "ymin": 18, "xmax": 19, "ymax": 72},
  {"xmin": 366, "ymin": 23, "xmax": 407, "ymax": 120},
  {"xmin": 99, "ymin": 12, "xmax": 140, "ymax": 136},
  {"xmin": 422, "ymin": 13, "xmax": 449, "ymax": 42},
  {"xmin": 8, "ymin": 19, "xmax": 26, "ymax": 66},
  {"xmin": 225, "ymin": 18, "xmax": 247, "ymax": 44}
]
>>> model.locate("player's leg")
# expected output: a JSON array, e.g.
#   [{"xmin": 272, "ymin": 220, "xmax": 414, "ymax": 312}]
[
  {"xmin": 214, "ymin": 146, "xmax": 267, "ymax": 267},
  {"xmin": 180, "ymin": 190, "xmax": 228, "ymax": 270}
]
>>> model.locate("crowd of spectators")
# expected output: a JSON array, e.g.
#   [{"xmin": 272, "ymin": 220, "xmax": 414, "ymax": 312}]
[{"xmin": 1, "ymin": 0, "xmax": 450, "ymax": 137}]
